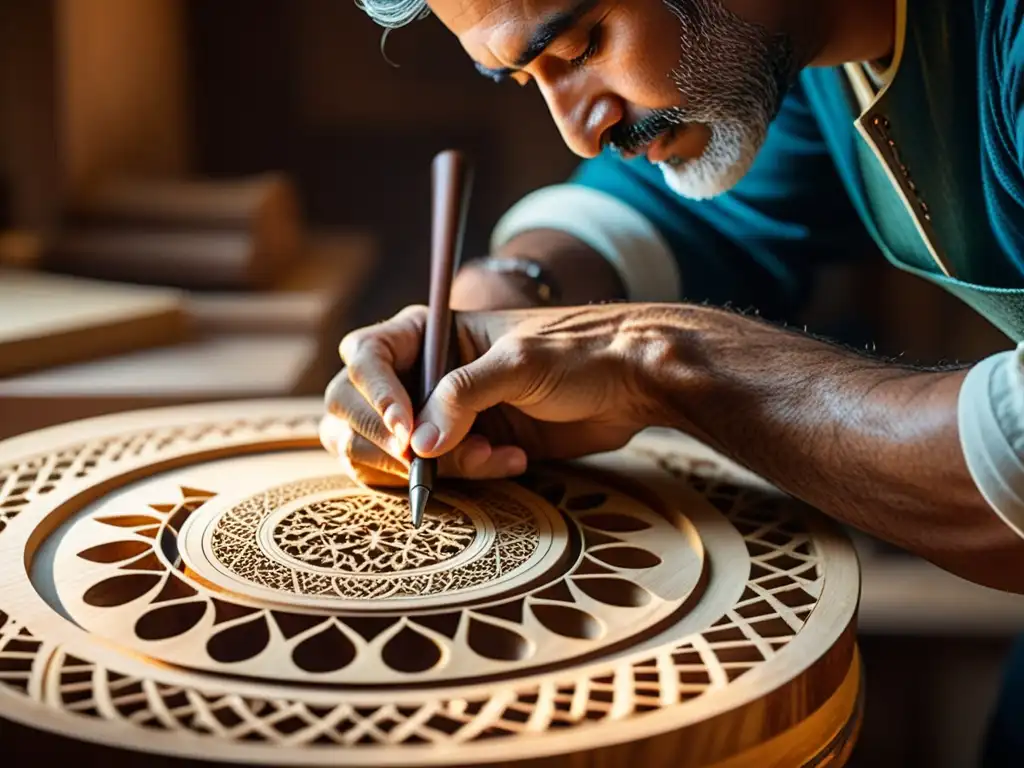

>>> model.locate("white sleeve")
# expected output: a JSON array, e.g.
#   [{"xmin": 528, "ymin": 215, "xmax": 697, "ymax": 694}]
[
  {"xmin": 489, "ymin": 184, "xmax": 683, "ymax": 303},
  {"xmin": 958, "ymin": 342, "xmax": 1024, "ymax": 540}
]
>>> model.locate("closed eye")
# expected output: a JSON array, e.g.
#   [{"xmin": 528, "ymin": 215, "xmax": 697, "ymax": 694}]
[
  {"xmin": 569, "ymin": 23, "xmax": 602, "ymax": 68},
  {"xmin": 475, "ymin": 61, "xmax": 511, "ymax": 83}
]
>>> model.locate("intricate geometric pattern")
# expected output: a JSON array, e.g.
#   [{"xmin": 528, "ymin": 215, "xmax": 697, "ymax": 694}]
[
  {"xmin": 0, "ymin": 494, "xmax": 828, "ymax": 750},
  {"xmin": 50, "ymin": 469, "xmax": 694, "ymax": 686},
  {"xmin": 0, "ymin": 609, "xmax": 40, "ymax": 696},
  {"xmin": 272, "ymin": 495, "xmax": 476, "ymax": 574},
  {"xmin": 0, "ymin": 417, "xmax": 317, "ymax": 534},
  {"xmin": 204, "ymin": 477, "xmax": 542, "ymax": 601},
  {"xmin": 0, "ymin": 410, "xmax": 858, "ymax": 766}
]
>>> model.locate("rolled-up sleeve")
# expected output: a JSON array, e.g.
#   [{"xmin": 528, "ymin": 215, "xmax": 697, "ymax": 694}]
[
  {"xmin": 959, "ymin": 344, "xmax": 1024, "ymax": 541},
  {"xmin": 491, "ymin": 184, "xmax": 682, "ymax": 302}
]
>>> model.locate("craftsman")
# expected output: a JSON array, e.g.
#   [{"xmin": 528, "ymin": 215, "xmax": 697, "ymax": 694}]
[{"xmin": 322, "ymin": 0, "xmax": 1024, "ymax": 762}]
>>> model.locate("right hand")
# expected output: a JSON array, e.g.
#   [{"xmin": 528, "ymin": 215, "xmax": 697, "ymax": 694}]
[{"xmin": 320, "ymin": 303, "xmax": 669, "ymax": 487}]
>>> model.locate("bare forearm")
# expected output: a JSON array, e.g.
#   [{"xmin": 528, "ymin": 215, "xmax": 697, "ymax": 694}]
[{"xmin": 635, "ymin": 304, "xmax": 1024, "ymax": 591}]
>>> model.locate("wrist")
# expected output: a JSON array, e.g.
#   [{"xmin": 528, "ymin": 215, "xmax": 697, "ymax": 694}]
[
  {"xmin": 474, "ymin": 256, "xmax": 559, "ymax": 306},
  {"xmin": 495, "ymin": 229, "xmax": 626, "ymax": 304},
  {"xmin": 615, "ymin": 304, "xmax": 720, "ymax": 433}
]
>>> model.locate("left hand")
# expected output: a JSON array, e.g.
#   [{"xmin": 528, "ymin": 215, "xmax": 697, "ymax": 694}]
[{"xmin": 450, "ymin": 260, "xmax": 542, "ymax": 310}]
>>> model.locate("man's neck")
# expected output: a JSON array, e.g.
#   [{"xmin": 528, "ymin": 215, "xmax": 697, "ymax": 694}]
[{"xmin": 804, "ymin": 0, "xmax": 896, "ymax": 68}]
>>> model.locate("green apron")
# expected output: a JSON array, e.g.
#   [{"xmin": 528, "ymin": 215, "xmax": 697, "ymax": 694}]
[{"xmin": 808, "ymin": 0, "xmax": 1024, "ymax": 342}]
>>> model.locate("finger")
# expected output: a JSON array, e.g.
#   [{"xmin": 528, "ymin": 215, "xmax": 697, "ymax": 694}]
[
  {"xmin": 319, "ymin": 413, "xmax": 344, "ymax": 457},
  {"xmin": 338, "ymin": 304, "xmax": 427, "ymax": 369},
  {"xmin": 324, "ymin": 417, "xmax": 408, "ymax": 487},
  {"xmin": 345, "ymin": 338, "xmax": 415, "ymax": 450},
  {"xmin": 410, "ymin": 343, "xmax": 531, "ymax": 458},
  {"xmin": 324, "ymin": 376, "xmax": 408, "ymax": 462},
  {"xmin": 349, "ymin": 465, "xmax": 408, "ymax": 488},
  {"xmin": 326, "ymin": 413, "xmax": 525, "ymax": 482},
  {"xmin": 338, "ymin": 306, "xmax": 426, "ymax": 444},
  {"xmin": 348, "ymin": 432, "xmax": 408, "ymax": 478},
  {"xmin": 440, "ymin": 437, "xmax": 528, "ymax": 479}
]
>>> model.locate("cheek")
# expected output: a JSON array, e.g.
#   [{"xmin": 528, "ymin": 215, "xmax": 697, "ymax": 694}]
[{"xmin": 604, "ymin": 0, "xmax": 685, "ymax": 108}]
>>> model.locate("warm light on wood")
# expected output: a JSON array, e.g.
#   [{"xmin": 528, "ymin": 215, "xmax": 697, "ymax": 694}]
[{"xmin": 0, "ymin": 399, "xmax": 861, "ymax": 765}]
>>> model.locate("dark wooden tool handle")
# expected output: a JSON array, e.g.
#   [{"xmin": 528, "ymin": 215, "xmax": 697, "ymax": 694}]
[{"xmin": 421, "ymin": 150, "xmax": 473, "ymax": 406}]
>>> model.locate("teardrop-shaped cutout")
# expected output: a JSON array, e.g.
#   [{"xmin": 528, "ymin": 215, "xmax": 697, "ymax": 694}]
[
  {"xmin": 119, "ymin": 552, "xmax": 165, "ymax": 572},
  {"xmin": 179, "ymin": 486, "xmax": 216, "ymax": 500},
  {"xmin": 213, "ymin": 599, "xmax": 261, "ymax": 625},
  {"xmin": 293, "ymin": 622, "xmax": 357, "ymax": 673},
  {"xmin": 578, "ymin": 513, "xmax": 651, "ymax": 533},
  {"xmin": 412, "ymin": 613, "xmax": 462, "ymax": 639},
  {"xmin": 590, "ymin": 546, "xmax": 662, "ymax": 569},
  {"xmin": 534, "ymin": 580, "xmax": 575, "ymax": 603},
  {"xmin": 476, "ymin": 599, "xmax": 524, "ymax": 623},
  {"xmin": 345, "ymin": 615, "xmax": 398, "ymax": 642},
  {"xmin": 572, "ymin": 577, "xmax": 651, "ymax": 607},
  {"xmin": 273, "ymin": 611, "xmax": 327, "ymax": 639},
  {"xmin": 151, "ymin": 575, "xmax": 197, "ymax": 603},
  {"xmin": 530, "ymin": 603, "xmax": 603, "ymax": 640},
  {"xmin": 207, "ymin": 613, "xmax": 271, "ymax": 663},
  {"xmin": 565, "ymin": 493, "xmax": 608, "ymax": 511},
  {"xmin": 95, "ymin": 515, "xmax": 161, "ymax": 528},
  {"xmin": 582, "ymin": 528, "xmax": 620, "ymax": 548},
  {"xmin": 83, "ymin": 573, "xmax": 161, "ymax": 607},
  {"xmin": 381, "ymin": 624, "xmax": 442, "ymax": 673},
  {"xmin": 574, "ymin": 557, "xmax": 613, "ymax": 576},
  {"xmin": 467, "ymin": 616, "xmax": 532, "ymax": 661},
  {"xmin": 77, "ymin": 540, "xmax": 151, "ymax": 564},
  {"xmin": 135, "ymin": 601, "xmax": 207, "ymax": 641}
]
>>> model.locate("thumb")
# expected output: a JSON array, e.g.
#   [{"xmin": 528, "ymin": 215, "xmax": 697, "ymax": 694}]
[{"xmin": 409, "ymin": 347, "xmax": 526, "ymax": 458}]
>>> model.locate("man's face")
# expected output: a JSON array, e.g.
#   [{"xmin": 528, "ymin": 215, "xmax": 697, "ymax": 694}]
[{"xmin": 427, "ymin": 0, "xmax": 797, "ymax": 199}]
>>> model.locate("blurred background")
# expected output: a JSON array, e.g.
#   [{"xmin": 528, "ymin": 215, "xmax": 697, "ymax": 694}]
[{"xmin": 0, "ymin": 1, "xmax": 1022, "ymax": 765}]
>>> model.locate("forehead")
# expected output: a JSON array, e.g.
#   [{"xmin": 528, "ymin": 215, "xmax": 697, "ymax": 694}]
[{"xmin": 427, "ymin": 0, "xmax": 575, "ymax": 47}]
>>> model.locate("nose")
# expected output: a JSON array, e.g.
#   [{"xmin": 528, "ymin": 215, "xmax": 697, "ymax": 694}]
[{"xmin": 535, "ymin": 70, "xmax": 623, "ymax": 158}]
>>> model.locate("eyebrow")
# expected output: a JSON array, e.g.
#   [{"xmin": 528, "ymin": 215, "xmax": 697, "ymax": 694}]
[{"xmin": 474, "ymin": 0, "xmax": 599, "ymax": 82}]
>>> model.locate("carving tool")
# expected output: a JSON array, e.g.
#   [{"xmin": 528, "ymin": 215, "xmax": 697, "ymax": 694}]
[{"xmin": 410, "ymin": 149, "xmax": 473, "ymax": 528}]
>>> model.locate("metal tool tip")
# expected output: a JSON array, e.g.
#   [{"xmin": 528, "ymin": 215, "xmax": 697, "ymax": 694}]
[{"xmin": 410, "ymin": 485, "xmax": 429, "ymax": 528}]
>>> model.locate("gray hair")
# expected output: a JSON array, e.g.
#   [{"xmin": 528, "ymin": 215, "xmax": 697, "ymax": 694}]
[{"xmin": 356, "ymin": 0, "xmax": 430, "ymax": 29}]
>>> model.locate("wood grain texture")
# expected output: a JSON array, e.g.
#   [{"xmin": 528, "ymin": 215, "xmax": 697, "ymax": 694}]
[
  {"xmin": 0, "ymin": 267, "xmax": 188, "ymax": 377},
  {"xmin": 57, "ymin": 0, "xmax": 188, "ymax": 195},
  {"xmin": 0, "ymin": 399, "xmax": 861, "ymax": 766},
  {"xmin": 0, "ymin": 335, "xmax": 321, "ymax": 397}
]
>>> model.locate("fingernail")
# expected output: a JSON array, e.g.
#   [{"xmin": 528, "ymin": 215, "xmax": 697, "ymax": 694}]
[{"xmin": 411, "ymin": 423, "xmax": 440, "ymax": 455}]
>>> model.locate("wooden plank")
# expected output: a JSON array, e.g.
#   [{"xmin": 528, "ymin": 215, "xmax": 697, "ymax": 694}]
[
  {"xmin": 0, "ymin": 268, "xmax": 188, "ymax": 377},
  {"xmin": 183, "ymin": 231, "xmax": 376, "ymax": 334}
]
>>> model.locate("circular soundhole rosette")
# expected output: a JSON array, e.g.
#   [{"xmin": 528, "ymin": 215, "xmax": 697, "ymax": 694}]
[{"xmin": 0, "ymin": 401, "xmax": 859, "ymax": 766}]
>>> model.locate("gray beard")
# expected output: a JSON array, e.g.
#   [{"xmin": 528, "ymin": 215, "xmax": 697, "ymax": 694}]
[{"xmin": 657, "ymin": 0, "xmax": 796, "ymax": 199}]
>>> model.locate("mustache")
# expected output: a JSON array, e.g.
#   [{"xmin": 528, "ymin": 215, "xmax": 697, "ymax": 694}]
[{"xmin": 607, "ymin": 108, "xmax": 686, "ymax": 155}]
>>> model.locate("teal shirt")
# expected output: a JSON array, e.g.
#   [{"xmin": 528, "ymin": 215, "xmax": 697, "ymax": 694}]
[{"xmin": 571, "ymin": 0, "xmax": 1024, "ymax": 762}]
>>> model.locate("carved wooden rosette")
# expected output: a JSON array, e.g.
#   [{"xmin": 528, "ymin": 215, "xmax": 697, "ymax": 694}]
[{"xmin": 0, "ymin": 400, "xmax": 861, "ymax": 767}]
